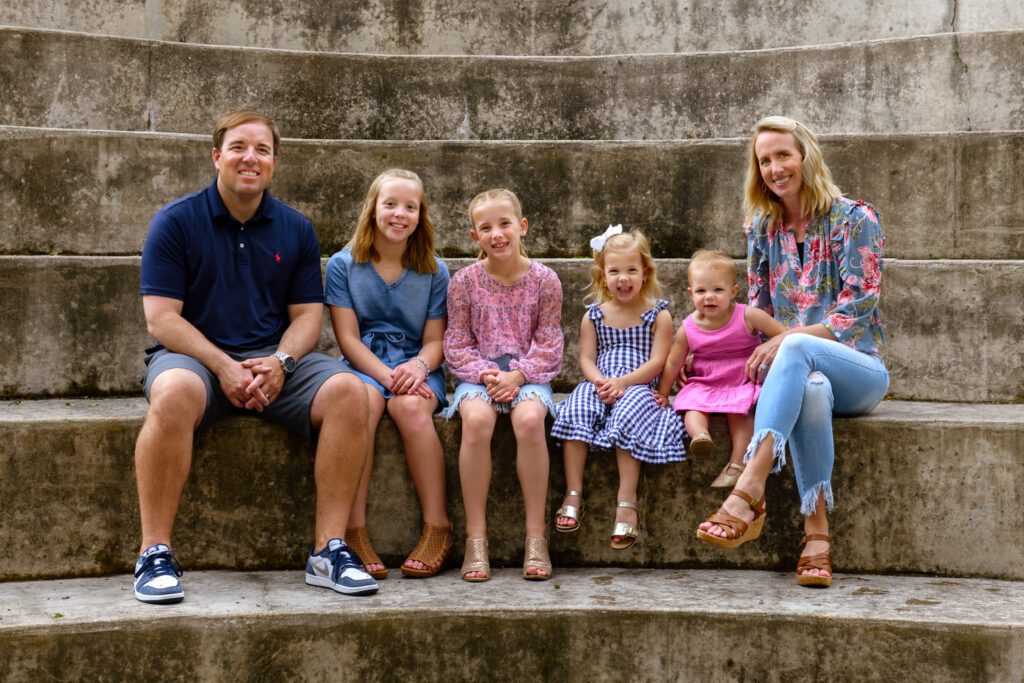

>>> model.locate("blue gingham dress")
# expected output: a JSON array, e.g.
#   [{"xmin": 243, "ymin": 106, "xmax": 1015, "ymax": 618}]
[{"xmin": 551, "ymin": 299, "xmax": 686, "ymax": 463}]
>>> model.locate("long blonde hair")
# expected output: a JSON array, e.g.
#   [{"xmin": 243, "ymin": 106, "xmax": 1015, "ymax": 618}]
[
  {"xmin": 586, "ymin": 231, "xmax": 662, "ymax": 306},
  {"xmin": 743, "ymin": 116, "xmax": 843, "ymax": 232},
  {"xmin": 347, "ymin": 169, "xmax": 438, "ymax": 273},
  {"xmin": 468, "ymin": 188, "xmax": 528, "ymax": 259}
]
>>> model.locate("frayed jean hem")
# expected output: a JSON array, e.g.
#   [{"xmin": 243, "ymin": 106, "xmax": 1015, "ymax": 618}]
[
  {"xmin": 801, "ymin": 480, "xmax": 834, "ymax": 516},
  {"xmin": 441, "ymin": 383, "xmax": 557, "ymax": 420},
  {"xmin": 743, "ymin": 428, "xmax": 787, "ymax": 474}
]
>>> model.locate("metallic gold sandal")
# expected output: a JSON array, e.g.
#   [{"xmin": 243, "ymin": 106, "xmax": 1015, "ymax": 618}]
[
  {"xmin": 401, "ymin": 522, "xmax": 454, "ymax": 578},
  {"xmin": 711, "ymin": 462, "xmax": 745, "ymax": 489},
  {"xmin": 522, "ymin": 537, "xmax": 552, "ymax": 581},
  {"xmin": 610, "ymin": 501, "xmax": 641, "ymax": 550},
  {"xmin": 345, "ymin": 527, "xmax": 388, "ymax": 579},
  {"xmin": 460, "ymin": 537, "xmax": 490, "ymax": 583},
  {"xmin": 555, "ymin": 490, "xmax": 586, "ymax": 533}
]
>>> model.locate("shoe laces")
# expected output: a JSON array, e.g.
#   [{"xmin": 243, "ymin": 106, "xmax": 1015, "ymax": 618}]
[
  {"xmin": 135, "ymin": 550, "xmax": 183, "ymax": 580},
  {"xmin": 323, "ymin": 542, "xmax": 364, "ymax": 581}
]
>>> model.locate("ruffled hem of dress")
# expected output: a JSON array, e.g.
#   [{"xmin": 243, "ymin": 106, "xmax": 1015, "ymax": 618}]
[{"xmin": 602, "ymin": 424, "xmax": 687, "ymax": 464}]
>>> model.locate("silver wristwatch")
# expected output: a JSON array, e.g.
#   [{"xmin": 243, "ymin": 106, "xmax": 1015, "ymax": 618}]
[{"xmin": 273, "ymin": 351, "xmax": 296, "ymax": 374}]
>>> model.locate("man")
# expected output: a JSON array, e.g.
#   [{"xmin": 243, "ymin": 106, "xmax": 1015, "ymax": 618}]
[{"xmin": 134, "ymin": 109, "xmax": 376, "ymax": 603}]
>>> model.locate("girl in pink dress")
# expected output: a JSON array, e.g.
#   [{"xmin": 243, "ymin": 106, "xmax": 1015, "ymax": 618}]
[{"xmin": 657, "ymin": 250, "xmax": 784, "ymax": 488}]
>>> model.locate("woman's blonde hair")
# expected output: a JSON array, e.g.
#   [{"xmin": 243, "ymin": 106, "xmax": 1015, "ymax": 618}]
[
  {"xmin": 688, "ymin": 249, "xmax": 737, "ymax": 286},
  {"xmin": 347, "ymin": 169, "xmax": 437, "ymax": 273},
  {"xmin": 743, "ymin": 116, "xmax": 843, "ymax": 230},
  {"xmin": 468, "ymin": 188, "xmax": 528, "ymax": 259},
  {"xmin": 586, "ymin": 230, "xmax": 662, "ymax": 305}
]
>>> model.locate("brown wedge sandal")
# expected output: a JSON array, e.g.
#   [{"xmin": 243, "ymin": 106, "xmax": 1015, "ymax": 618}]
[
  {"xmin": 461, "ymin": 537, "xmax": 491, "ymax": 583},
  {"xmin": 522, "ymin": 537, "xmax": 552, "ymax": 581},
  {"xmin": 345, "ymin": 526, "xmax": 388, "ymax": 580},
  {"xmin": 695, "ymin": 488, "xmax": 767, "ymax": 549},
  {"xmin": 401, "ymin": 522, "xmax": 454, "ymax": 578},
  {"xmin": 796, "ymin": 533, "xmax": 833, "ymax": 588}
]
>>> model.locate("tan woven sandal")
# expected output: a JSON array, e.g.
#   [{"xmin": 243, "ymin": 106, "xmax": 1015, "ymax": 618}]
[
  {"xmin": 610, "ymin": 501, "xmax": 641, "ymax": 550},
  {"xmin": 796, "ymin": 533, "xmax": 833, "ymax": 588},
  {"xmin": 689, "ymin": 432, "xmax": 715, "ymax": 458},
  {"xmin": 555, "ymin": 490, "xmax": 586, "ymax": 533},
  {"xmin": 710, "ymin": 462, "xmax": 745, "ymax": 489},
  {"xmin": 401, "ymin": 522, "xmax": 454, "ymax": 578},
  {"xmin": 695, "ymin": 488, "xmax": 766, "ymax": 549},
  {"xmin": 461, "ymin": 537, "xmax": 490, "ymax": 582},
  {"xmin": 522, "ymin": 536, "xmax": 552, "ymax": 581},
  {"xmin": 345, "ymin": 526, "xmax": 388, "ymax": 579}
]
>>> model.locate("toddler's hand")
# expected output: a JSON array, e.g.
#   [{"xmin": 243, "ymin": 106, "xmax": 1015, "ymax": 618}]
[{"xmin": 652, "ymin": 391, "xmax": 669, "ymax": 408}]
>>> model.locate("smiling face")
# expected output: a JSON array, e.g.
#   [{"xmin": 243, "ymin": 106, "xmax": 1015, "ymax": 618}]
[
  {"xmin": 688, "ymin": 264, "xmax": 739, "ymax": 323},
  {"xmin": 373, "ymin": 177, "xmax": 422, "ymax": 247},
  {"xmin": 603, "ymin": 247, "xmax": 646, "ymax": 304},
  {"xmin": 470, "ymin": 199, "xmax": 527, "ymax": 261},
  {"xmin": 212, "ymin": 121, "xmax": 276, "ymax": 204},
  {"xmin": 754, "ymin": 130, "xmax": 804, "ymax": 208}
]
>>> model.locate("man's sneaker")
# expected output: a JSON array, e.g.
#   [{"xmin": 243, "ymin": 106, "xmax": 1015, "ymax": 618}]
[
  {"xmin": 133, "ymin": 544, "xmax": 184, "ymax": 604},
  {"xmin": 305, "ymin": 538, "xmax": 379, "ymax": 596}
]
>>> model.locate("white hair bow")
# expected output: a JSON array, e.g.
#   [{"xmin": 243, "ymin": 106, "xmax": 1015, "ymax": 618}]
[{"xmin": 590, "ymin": 224, "xmax": 623, "ymax": 252}]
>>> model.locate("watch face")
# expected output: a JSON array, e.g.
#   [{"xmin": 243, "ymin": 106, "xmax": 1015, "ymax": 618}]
[{"xmin": 276, "ymin": 352, "xmax": 295, "ymax": 372}]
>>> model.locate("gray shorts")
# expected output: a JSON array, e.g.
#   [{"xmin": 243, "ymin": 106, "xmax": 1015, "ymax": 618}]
[{"xmin": 142, "ymin": 346, "xmax": 354, "ymax": 441}]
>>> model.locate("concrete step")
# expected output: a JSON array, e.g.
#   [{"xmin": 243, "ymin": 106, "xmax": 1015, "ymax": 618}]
[
  {"xmin": 4, "ymin": 0, "xmax": 1022, "ymax": 55},
  {"xmin": 3, "ymin": 26, "xmax": 1023, "ymax": 138},
  {"xmin": 3, "ymin": 126, "xmax": 1023, "ymax": 261},
  {"xmin": 1, "ymin": 569, "xmax": 1021, "ymax": 681},
  {"xmin": 1, "ymin": 398, "xmax": 1021, "ymax": 581},
  {"xmin": 1, "ymin": 256, "xmax": 1020, "ymax": 402}
]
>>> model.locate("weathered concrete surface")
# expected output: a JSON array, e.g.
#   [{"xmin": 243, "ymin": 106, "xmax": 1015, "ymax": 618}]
[
  {"xmin": 2, "ymin": 0, "xmax": 1021, "ymax": 54},
  {"xmin": 1, "ymin": 398, "xmax": 1022, "ymax": 580},
  {"xmin": 1, "ymin": 256, "xmax": 1020, "ymax": 402},
  {"xmin": 1, "ymin": 569, "xmax": 1022, "ymax": 681},
  {"xmin": 3, "ymin": 27, "xmax": 1024, "ymax": 139},
  {"xmin": 4, "ymin": 127, "xmax": 1023, "ymax": 260}
]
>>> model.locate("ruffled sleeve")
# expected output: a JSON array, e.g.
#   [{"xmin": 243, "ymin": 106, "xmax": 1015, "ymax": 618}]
[
  {"xmin": 745, "ymin": 216, "xmax": 773, "ymax": 316},
  {"xmin": 443, "ymin": 267, "xmax": 498, "ymax": 382},
  {"xmin": 509, "ymin": 264, "xmax": 564, "ymax": 384},
  {"xmin": 823, "ymin": 201, "xmax": 884, "ymax": 347},
  {"xmin": 641, "ymin": 298, "xmax": 669, "ymax": 324}
]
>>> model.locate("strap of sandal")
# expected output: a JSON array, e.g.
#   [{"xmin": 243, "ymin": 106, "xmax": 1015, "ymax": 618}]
[
  {"xmin": 800, "ymin": 533, "xmax": 832, "ymax": 546},
  {"xmin": 797, "ymin": 534, "xmax": 833, "ymax": 574},
  {"xmin": 617, "ymin": 501, "xmax": 638, "ymax": 511},
  {"xmin": 728, "ymin": 488, "xmax": 765, "ymax": 516},
  {"xmin": 704, "ymin": 510, "xmax": 748, "ymax": 537}
]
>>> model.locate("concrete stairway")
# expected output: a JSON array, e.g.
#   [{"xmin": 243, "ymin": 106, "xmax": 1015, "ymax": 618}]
[{"xmin": 1, "ymin": 1, "xmax": 1022, "ymax": 679}]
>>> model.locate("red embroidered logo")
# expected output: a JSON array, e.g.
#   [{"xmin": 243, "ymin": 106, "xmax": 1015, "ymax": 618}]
[{"xmin": 275, "ymin": 252, "xmax": 281, "ymax": 263}]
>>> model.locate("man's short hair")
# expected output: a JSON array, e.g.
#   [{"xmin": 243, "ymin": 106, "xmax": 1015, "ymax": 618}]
[{"xmin": 213, "ymin": 109, "xmax": 281, "ymax": 156}]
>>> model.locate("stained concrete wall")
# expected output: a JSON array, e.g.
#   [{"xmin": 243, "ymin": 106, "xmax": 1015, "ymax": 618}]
[
  {"xmin": 1, "ymin": 0, "xmax": 1021, "ymax": 54},
  {"xmin": 1, "ymin": 398, "xmax": 1022, "ymax": 580},
  {"xmin": 3, "ymin": 27, "xmax": 1024, "ymax": 138},
  {"xmin": 3, "ymin": 128, "xmax": 1023, "ymax": 260},
  {"xmin": 0, "ymin": 257, "xmax": 1022, "ymax": 402}
]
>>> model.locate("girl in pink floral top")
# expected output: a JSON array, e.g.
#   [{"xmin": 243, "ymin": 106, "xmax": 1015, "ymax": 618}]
[
  {"xmin": 696, "ymin": 117, "xmax": 889, "ymax": 589},
  {"xmin": 443, "ymin": 188, "xmax": 563, "ymax": 583}
]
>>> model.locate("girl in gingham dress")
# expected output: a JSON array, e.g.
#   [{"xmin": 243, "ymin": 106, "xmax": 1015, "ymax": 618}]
[{"xmin": 550, "ymin": 227, "xmax": 685, "ymax": 549}]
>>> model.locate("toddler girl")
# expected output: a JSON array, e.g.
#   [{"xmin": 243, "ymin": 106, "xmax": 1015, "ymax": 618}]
[
  {"xmin": 657, "ymin": 249, "xmax": 784, "ymax": 488},
  {"xmin": 325, "ymin": 169, "xmax": 453, "ymax": 579},
  {"xmin": 443, "ymin": 188, "xmax": 563, "ymax": 582},
  {"xmin": 551, "ymin": 226, "xmax": 684, "ymax": 549}
]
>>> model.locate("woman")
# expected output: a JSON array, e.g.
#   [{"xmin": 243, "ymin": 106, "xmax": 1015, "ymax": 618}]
[{"xmin": 695, "ymin": 116, "xmax": 888, "ymax": 588}]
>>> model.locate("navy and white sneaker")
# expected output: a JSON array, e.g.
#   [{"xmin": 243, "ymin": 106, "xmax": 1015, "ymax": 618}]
[
  {"xmin": 305, "ymin": 538, "xmax": 378, "ymax": 596},
  {"xmin": 133, "ymin": 543, "xmax": 184, "ymax": 604}
]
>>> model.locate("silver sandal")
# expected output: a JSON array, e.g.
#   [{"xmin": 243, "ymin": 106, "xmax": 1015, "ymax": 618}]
[
  {"xmin": 610, "ymin": 501, "xmax": 641, "ymax": 550},
  {"xmin": 555, "ymin": 490, "xmax": 586, "ymax": 533}
]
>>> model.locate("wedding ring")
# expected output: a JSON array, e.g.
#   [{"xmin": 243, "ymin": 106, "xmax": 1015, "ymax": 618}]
[{"xmin": 759, "ymin": 364, "xmax": 768, "ymax": 371}]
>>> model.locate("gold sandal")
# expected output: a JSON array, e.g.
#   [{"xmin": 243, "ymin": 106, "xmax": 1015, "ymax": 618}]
[
  {"xmin": 555, "ymin": 490, "xmax": 586, "ymax": 533},
  {"xmin": 401, "ymin": 522, "xmax": 454, "ymax": 578},
  {"xmin": 522, "ymin": 537, "xmax": 552, "ymax": 581},
  {"xmin": 461, "ymin": 537, "xmax": 490, "ymax": 583},
  {"xmin": 345, "ymin": 526, "xmax": 388, "ymax": 579},
  {"xmin": 796, "ymin": 534, "xmax": 833, "ymax": 588},
  {"xmin": 610, "ymin": 501, "xmax": 641, "ymax": 550},
  {"xmin": 695, "ymin": 488, "xmax": 766, "ymax": 549}
]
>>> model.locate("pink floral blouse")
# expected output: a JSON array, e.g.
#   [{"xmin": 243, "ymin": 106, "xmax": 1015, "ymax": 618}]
[
  {"xmin": 444, "ymin": 260, "xmax": 564, "ymax": 384},
  {"xmin": 746, "ymin": 197, "xmax": 884, "ymax": 356}
]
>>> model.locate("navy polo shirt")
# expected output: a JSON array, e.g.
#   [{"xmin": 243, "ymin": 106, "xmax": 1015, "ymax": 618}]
[{"xmin": 140, "ymin": 179, "xmax": 324, "ymax": 352}]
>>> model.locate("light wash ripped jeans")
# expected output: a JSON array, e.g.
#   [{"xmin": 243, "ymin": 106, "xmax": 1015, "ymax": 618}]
[{"xmin": 746, "ymin": 334, "xmax": 889, "ymax": 515}]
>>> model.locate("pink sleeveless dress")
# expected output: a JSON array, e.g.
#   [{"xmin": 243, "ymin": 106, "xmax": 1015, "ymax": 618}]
[{"xmin": 672, "ymin": 303, "xmax": 762, "ymax": 415}]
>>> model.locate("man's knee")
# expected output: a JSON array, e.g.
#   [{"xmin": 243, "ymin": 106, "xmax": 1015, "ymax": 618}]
[{"xmin": 147, "ymin": 369, "xmax": 207, "ymax": 430}]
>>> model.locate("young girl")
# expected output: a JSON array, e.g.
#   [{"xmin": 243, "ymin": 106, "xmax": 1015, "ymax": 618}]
[
  {"xmin": 657, "ymin": 249, "xmax": 784, "ymax": 489},
  {"xmin": 551, "ymin": 227, "xmax": 684, "ymax": 549},
  {"xmin": 442, "ymin": 188, "xmax": 563, "ymax": 582},
  {"xmin": 325, "ymin": 169, "xmax": 453, "ymax": 579}
]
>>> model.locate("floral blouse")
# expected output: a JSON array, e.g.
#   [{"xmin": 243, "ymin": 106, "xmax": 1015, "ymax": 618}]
[
  {"xmin": 444, "ymin": 260, "xmax": 564, "ymax": 384},
  {"xmin": 746, "ymin": 196, "xmax": 884, "ymax": 356}
]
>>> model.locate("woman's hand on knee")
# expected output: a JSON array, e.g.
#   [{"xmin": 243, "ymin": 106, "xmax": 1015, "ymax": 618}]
[{"xmin": 745, "ymin": 335, "xmax": 784, "ymax": 383}]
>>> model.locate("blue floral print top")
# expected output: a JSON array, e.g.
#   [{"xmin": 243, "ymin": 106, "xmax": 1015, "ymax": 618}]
[{"xmin": 746, "ymin": 196, "xmax": 884, "ymax": 357}]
